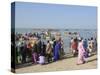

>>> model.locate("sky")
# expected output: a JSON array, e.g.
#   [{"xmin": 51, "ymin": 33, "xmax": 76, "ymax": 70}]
[{"xmin": 14, "ymin": 2, "xmax": 97, "ymax": 29}]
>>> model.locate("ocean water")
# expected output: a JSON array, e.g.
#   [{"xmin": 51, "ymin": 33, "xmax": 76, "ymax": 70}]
[
  {"xmin": 60, "ymin": 29, "xmax": 97, "ymax": 53},
  {"xmin": 15, "ymin": 28, "xmax": 97, "ymax": 53}
]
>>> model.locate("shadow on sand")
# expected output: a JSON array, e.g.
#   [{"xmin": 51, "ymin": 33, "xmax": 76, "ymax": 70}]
[
  {"xmin": 87, "ymin": 58, "xmax": 97, "ymax": 63},
  {"xmin": 15, "ymin": 62, "xmax": 36, "ymax": 69},
  {"xmin": 15, "ymin": 53, "xmax": 97, "ymax": 69}
]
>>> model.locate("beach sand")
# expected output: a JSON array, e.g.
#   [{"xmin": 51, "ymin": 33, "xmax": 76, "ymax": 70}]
[{"xmin": 15, "ymin": 54, "xmax": 97, "ymax": 73}]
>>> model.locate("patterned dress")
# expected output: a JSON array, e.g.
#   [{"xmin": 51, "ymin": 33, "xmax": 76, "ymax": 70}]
[{"xmin": 77, "ymin": 41, "xmax": 86, "ymax": 64}]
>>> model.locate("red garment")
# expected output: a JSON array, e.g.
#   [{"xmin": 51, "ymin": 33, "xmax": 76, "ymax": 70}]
[
  {"xmin": 71, "ymin": 41, "xmax": 78, "ymax": 50},
  {"xmin": 27, "ymin": 43, "xmax": 32, "ymax": 49}
]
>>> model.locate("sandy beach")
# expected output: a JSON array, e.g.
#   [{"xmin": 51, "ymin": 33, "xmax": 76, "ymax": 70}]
[{"xmin": 15, "ymin": 53, "xmax": 97, "ymax": 73}]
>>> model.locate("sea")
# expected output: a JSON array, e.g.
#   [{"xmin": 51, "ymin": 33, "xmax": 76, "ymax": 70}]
[{"xmin": 15, "ymin": 28, "xmax": 97, "ymax": 53}]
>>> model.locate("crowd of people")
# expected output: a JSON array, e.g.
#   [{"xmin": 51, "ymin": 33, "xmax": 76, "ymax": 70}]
[
  {"xmin": 14, "ymin": 32, "xmax": 65, "ymax": 65},
  {"xmin": 11, "ymin": 31, "xmax": 97, "ymax": 67},
  {"xmin": 70, "ymin": 37, "xmax": 97, "ymax": 65}
]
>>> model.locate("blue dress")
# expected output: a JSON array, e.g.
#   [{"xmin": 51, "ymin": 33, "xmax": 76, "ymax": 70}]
[
  {"xmin": 83, "ymin": 40, "xmax": 88, "ymax": 49},
  {"xmin": 54, "ymin": 42, "xmax": 61, "ymax": 61},
  {"xmin": 83, "ymin": 40, "xmax": 89, "ymax": 58}
]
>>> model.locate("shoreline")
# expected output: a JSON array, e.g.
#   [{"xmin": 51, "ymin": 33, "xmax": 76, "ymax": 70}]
[{"xmin": 15, "ymin": 53, "xmax": 97, "ymax": 73}]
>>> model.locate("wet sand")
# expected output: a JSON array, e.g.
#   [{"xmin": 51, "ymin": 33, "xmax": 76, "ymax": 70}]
[{"xmin": 15, "ymin": 54, "xmax": 97, "ymax": 73}]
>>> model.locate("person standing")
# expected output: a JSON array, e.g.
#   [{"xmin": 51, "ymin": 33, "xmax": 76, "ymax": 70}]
[
  {"xmin": 41, "ymin": 42, "xmax": 46, "ymax": 56},
  {"xmin": 54, "ymin": 39, "xmax": 61, "ymax": 61},
  {"xmin": 90, "ymin": 37, "xmax": 94, "ymax": 52},
  {"xmin": 19, "ymin": 41, "xmax": 27, "ymax": 64},
  {"xmin": 83, "ymin": 39, "xmax": 89, "ymax": 58},
  {"xmin": 77, "ymin": 38, "xmax": 86, "ymax": 65},
  {"xmin": 46, "ymin": 40, "xmax": 52, "ymax": 63},
  {"xmin": 94, "ymin": 38, "xmax": 97, "ymax": 52},
  {"xmin": 53, "ymin": 39, "xmax": 56, "ymax": 60},
  {"xmin": 71, "ymin": 38, "xmax": 78, "ymax": 56},
  {"xmin": 87, "ymin": 39, "xmax": 92, "ymax": 56},
  {"xmin": 83, "ymin": 39, "xmax": 88, "ymax": 50},
  {"xmin": 32, "ymin": 42, "xmax": 38, "ymax": 64},
  {"xmin": 60, "ymin": 40, "xmax": 64, "ymax": 59}
]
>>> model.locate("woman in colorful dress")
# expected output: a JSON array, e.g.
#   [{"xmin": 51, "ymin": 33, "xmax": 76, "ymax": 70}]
[{"xmin": 77, "ymin": 38, "xmax": 86, "ymax": 65}]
